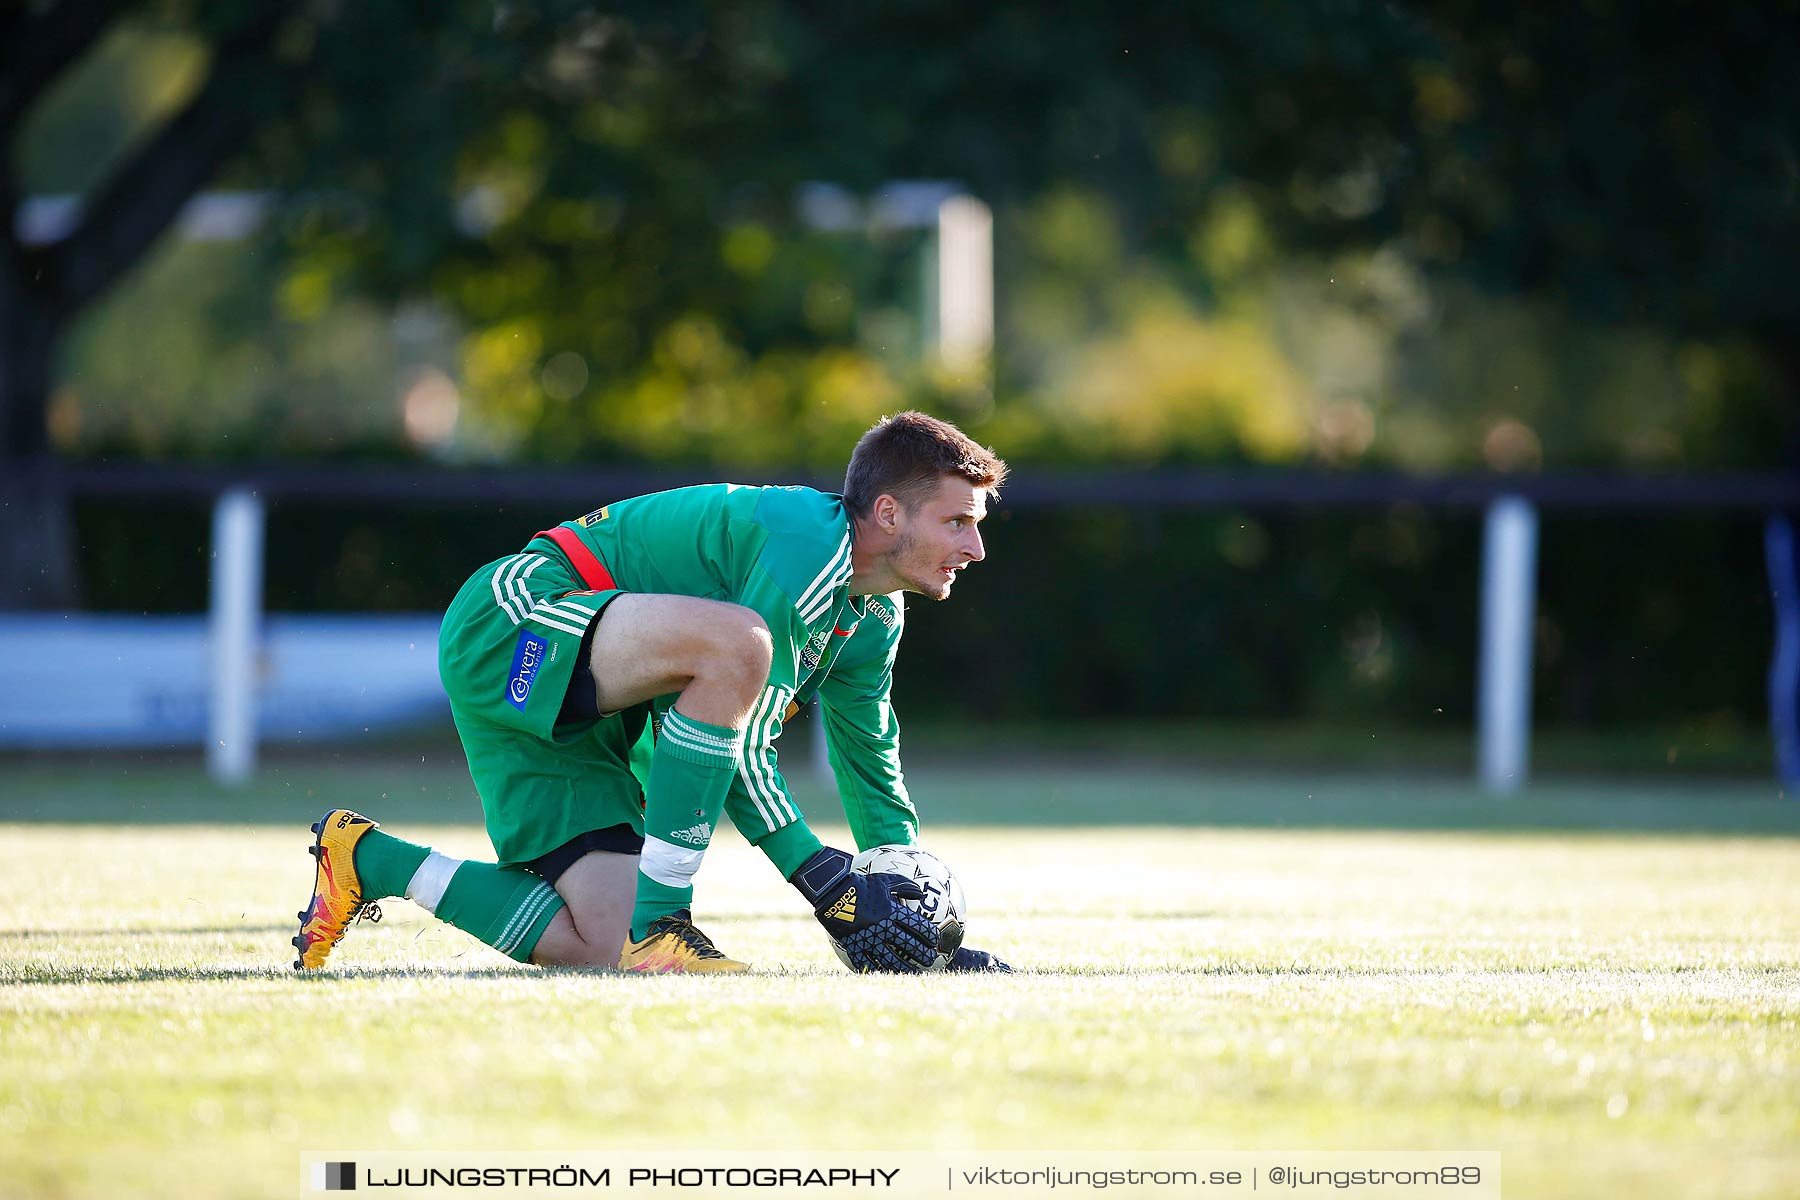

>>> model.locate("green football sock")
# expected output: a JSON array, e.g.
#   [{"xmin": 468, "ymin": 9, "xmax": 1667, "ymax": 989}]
[
  {"xmin": 431, "ymin": 861, "xmax": 565, "ymax": 963},
  {"xmin": 354, "ymin": 829, "xmax": 564, "ymax": 963},
  {"xmin": 351, "ymin": 827, "xmax": 431, "ymax": 899},
  {"xmin": 631, "ymin": 708, "xmax": 743, "ymax": 940}
]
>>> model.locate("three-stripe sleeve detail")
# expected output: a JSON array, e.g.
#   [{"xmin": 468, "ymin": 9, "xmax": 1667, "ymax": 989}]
[
  {"xmin": 490, "ymin": 554, "xmax": 535, "ymax": 623},
  {"xmin": 488, "ymin": 553, "xmax": 599, "ymax": 636},
  {"xmin": 794, "ymin": 533, "xmax": 853, "ymax": 625},
  {"xmin": 736, "ymin": 685, "xmax": 798, "ymax": 832},
  {"xmin": 526, "ymin": 596, "xmax": 593, "ymax": 637}
]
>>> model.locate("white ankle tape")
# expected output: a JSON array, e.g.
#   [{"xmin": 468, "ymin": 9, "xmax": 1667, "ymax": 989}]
[{"xmin": 404, "ymin": 851, "xmax": 462, "ymax": 914}]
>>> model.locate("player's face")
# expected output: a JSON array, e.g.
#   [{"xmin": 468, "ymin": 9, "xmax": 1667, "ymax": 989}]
[{"xmin": 890, "ymin": 477, "xmax": 988, "ymax": 601}]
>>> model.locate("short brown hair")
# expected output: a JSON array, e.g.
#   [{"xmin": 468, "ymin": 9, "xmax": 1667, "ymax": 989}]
[{"xmin": 843, "ymin": 411, "xmax": 1008, "ymax": 517}]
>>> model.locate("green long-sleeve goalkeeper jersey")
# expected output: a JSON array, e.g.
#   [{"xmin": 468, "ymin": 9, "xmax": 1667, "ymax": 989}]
[{"xmin": 531, "ymin": 483, "xmax": 917, "ymax": 854}]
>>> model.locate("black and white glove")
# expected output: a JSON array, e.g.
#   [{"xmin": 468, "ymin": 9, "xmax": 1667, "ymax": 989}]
[
  {"xmin": 790, "ymin": 847, "xmax": 939, "ymax": 973},
  {"xmin": 946, "ymin": 946, "xmax": 1013, "ymax": 973}
]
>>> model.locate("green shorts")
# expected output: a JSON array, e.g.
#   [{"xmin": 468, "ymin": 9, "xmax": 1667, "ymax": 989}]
[{"xmin": 437, "ymin": 547, "xmax": 653, "ymax": 867}]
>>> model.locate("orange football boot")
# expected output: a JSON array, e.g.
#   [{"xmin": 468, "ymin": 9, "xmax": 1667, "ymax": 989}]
[
  {"xmin": 617, "ymin": 912, "xmax": 749, "ymax": 973},
  {"xmin": 291, "ymin": 809, "xmax": 383, "ymax": 970}
]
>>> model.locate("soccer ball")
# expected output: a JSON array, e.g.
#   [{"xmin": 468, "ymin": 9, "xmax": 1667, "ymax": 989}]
[{"xmin": 832, "ymin": 844, "xmax": 967, "ymax": 972}]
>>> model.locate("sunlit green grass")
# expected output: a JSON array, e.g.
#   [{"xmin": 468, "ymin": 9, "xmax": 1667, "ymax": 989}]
[{"xmin": 3, "ymin": 808, "xmax": 1798, "ymax": 1199}]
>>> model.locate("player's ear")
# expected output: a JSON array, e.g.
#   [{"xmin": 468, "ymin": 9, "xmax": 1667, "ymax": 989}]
[{"xmin": 874, "ymin": 494, "xmax": 900, "ymax": 533}]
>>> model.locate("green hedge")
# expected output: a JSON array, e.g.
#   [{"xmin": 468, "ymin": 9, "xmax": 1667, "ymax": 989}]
[{"xmin": 74, "ymin": 497, "xmax": 1772, "ymax": 732}]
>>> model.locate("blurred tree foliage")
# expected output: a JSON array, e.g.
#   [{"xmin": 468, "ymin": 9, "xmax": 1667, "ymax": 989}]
[{"xmin": 18, "ymin": 0, "xmax": 1794, "ymax": 471}]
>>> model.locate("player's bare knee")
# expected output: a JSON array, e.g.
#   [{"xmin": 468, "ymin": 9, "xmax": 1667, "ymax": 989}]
[
  {"xmin": 704, "ymin": 605, "xmax": 771, "ymax": 704},
  {"xmin": 739, "ymin": 610, "xmax": 773, "ymax": 679}
]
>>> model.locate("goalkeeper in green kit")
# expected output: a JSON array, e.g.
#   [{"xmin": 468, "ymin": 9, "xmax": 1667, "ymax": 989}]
[{"xmin": 292, "ymin": 411, "xmax": 1011, "ymax": 974}]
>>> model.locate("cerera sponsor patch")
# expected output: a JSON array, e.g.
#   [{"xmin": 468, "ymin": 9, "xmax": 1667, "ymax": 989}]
[{"xmin": 507, "ymin": 630, "xmax": 549, "ymax": 711}]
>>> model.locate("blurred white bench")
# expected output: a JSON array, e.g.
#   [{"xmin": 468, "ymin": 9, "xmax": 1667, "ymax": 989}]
[{"xmin": 0, "ymin": 611, "xmax": 445, "ymax": 749}]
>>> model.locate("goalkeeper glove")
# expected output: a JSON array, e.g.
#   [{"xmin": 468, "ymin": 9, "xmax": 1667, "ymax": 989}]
[
  {"xmin": 790, "ymin": 847, "xmax": 939, "ymax": 973},
  {"xmin": 947, "ymin": 946, "xmax": 1013, "ymax": 973}
]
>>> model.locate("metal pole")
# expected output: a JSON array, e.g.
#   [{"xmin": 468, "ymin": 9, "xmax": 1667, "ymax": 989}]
[
  {"xmin": 208, "ymin": 487, "xmax": 264, "ymax": 784},
  {"xmin": 936, "ymin": 194, "xmax": 993, "ymax": 372},
  {"xmin": 1478, "ymin": 495, "xmax": 1539, "ymax": 792},
  {"xmin": 1765, "ymin": 512, "xmax": 1800, "ymax": 788}
]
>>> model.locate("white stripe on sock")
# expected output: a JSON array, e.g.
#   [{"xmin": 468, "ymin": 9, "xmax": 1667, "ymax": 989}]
[
  {"xmin": 403, "ymin": 851, "xmax": 463, "ymax": 914},
  {"xmin": 662, "ymin": 711, "xmax": 743, "ymax": 750},
  {"xmin": 660, "ymin": 715, "xmax": 743, "ymax": 759},
  {"xmin": 496, "ymin": 883, "xmax": 560, "ymax": 955},
  {"xmin": 660, "ymin": 727, "xmax": 738, "ymax": 760},
  {"xmin": 492, "ymin": 889, "xmax": 534, "ymax": 955},
  {"xmin": 640, "ymin": 836, "xmax": 706, "ymax": 888}
]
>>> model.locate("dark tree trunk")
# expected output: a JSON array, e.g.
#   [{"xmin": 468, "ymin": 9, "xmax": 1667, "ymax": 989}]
[
  {"xmin": 0, "ymin": 266, "xmax": 79, "ymax": 609},
  {"xmin": 0, "ymin": 2, "xmax": 298, "ymax": 609}
]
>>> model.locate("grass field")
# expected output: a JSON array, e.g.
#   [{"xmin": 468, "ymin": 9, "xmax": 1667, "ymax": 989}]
[{"xmin": 2, "ymin": 758, "xmax": 1798, "ymax": 1200}]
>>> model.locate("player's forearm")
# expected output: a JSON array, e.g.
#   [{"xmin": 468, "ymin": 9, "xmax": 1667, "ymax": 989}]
[
  {"xmin": 714, "ymin": 674, "xmax": 822, "ymax": 875},
  {"xmin": 719, "ymin": 758, "xmax": 826, "ymax": 878},
  {"xmin": 821, "ymin": 706, "xmax": 917, "ymax": 848},
  {"xmin": 828, "ymin": 753, "xmax": 918, "ymax": 848},
  {"xmin": 748, "ymin": 816, "xmax": 824, "ymax": 879}
]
